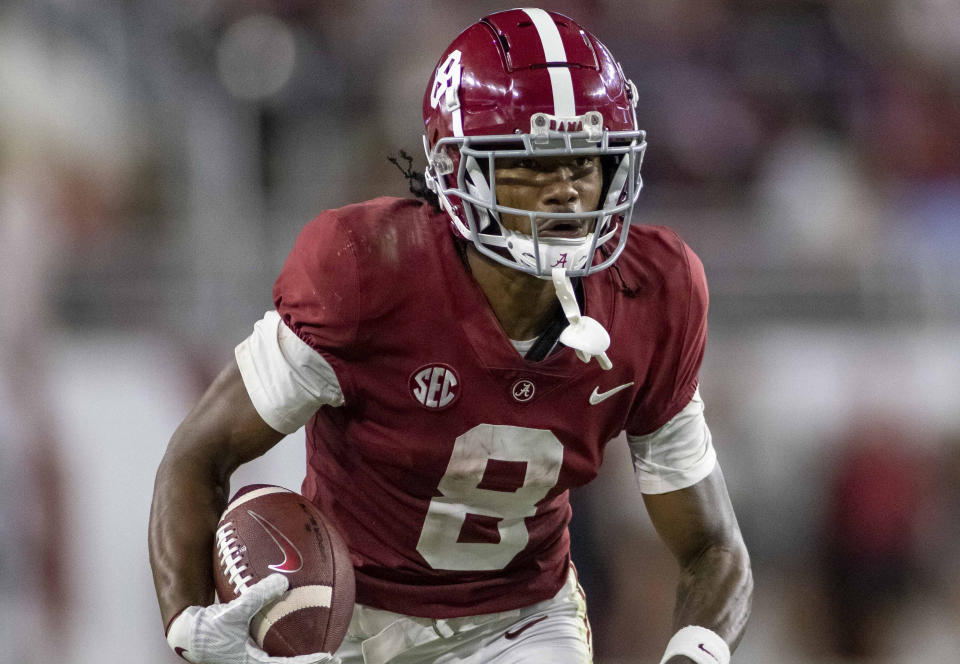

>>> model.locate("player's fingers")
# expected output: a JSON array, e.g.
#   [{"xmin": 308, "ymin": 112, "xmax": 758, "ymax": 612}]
[{"xmin": 233, "ymin": 573, "xmax": 289, "ymax": 617}]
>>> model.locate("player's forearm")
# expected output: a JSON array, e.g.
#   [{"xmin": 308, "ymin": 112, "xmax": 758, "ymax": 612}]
[
  {"xmin": 148, "ymin": 425, "xmax": 232, "ymax": 630},
  {"xmin": 671, "ymin": 538, "xmax": 753, "ymax": 652},
  {"xmin": 149, "ymin": 361, "xmax": 286, "ymax": 630}
]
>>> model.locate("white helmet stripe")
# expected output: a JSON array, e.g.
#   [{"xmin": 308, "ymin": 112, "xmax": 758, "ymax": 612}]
[
  {"xmin": 546, "ymin": 67, "xmax": 575, "ymax": 118},
  {"xmin": 522, "ymin": 8, "xmax": 576, "ymax": 117},
  {"xmin": 452, "ymin": 107, "xmax": 463, "ymax": 137}
]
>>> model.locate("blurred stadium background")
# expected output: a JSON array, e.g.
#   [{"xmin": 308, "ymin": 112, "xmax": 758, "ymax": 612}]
[{"xmin": 1, "ymin": 1, "xmax": 959, "ymax": 662}]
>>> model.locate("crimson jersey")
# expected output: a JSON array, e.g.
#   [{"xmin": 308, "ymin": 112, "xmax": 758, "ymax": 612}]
[{"xmin": 273, "ymin": 197, "xmax": 707, "ymax": 618}]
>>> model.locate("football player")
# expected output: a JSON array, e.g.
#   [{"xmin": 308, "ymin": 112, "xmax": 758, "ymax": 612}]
[{"xmin": 150, "ymin": 9, "xmax": 752, "ymax": 664}]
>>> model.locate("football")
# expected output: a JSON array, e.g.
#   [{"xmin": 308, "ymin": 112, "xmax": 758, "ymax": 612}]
[{"xmin": 213, "ymin": 484, "xmax": 355, "ymax": 656}]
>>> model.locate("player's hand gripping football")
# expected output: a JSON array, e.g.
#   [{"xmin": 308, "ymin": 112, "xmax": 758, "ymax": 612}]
[{"xmin": 166, "ymin": 574, "xmax": 341, "ymax": 664}]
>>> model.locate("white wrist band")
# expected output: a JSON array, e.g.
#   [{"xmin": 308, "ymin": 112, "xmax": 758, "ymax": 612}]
[{"xmin": 659, "ymin": 625, "xmax": 730, "ymax": 664}]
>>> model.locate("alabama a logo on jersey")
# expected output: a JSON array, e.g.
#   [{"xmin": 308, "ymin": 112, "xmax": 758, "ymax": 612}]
[
  {"xmin": 410, "ymin": 363, "xmax": 461, "ymax": 410},
  {"xmin": 511, "ymin": 379, "xmax": 535, "ymax": 403}
]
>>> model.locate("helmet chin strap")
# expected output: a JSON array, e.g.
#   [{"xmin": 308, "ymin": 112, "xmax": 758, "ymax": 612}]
[{"xmin": 551, "ymin": 267, "xmax": 612, "ymax": 370}]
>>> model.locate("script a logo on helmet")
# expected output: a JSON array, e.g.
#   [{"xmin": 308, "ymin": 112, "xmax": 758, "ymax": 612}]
[{"xmin": 410, "ymin": 363, "xmax": 461, "ymax": 410}]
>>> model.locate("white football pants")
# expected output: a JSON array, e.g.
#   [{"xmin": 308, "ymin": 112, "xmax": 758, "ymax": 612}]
[{"xmin": 334, "ymin": 567, "xmax": 592, "ymax": 663}]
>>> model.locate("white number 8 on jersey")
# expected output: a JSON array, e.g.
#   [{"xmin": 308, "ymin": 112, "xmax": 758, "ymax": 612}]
[{"xmin": 416, "ymin": 424, "xmax": 564, "ymax": 571}]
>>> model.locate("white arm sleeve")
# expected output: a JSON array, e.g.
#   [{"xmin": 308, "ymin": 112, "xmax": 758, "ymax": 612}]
[
  {"xmin": 627, "ymin": 387, "xmax": 716, "ymax": 494},
  {"xmin": 234, "ymin": 310, "xmax": 344, "ymax": 435}
]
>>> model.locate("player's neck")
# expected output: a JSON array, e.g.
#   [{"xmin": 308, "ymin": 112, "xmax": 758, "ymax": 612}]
[{"xmin": 465, "ymin": 245, "xmax": 559, "ymax": 341}]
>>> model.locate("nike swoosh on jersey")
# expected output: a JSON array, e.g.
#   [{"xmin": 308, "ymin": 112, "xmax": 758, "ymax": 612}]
[
  {"xmin": 248, "ymin": 510, "xmax": 304, "ymax": 573},
  {"xmin": 505, "ymin": 615, "xmax": 549, "ymax": 640},
  {"xmin": 588, "ymin": 381, "xmax": 634, "ymax": 405}
]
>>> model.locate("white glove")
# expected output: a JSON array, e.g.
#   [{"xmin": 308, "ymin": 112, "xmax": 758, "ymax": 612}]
[{"xmin": 166, "ymin": 574, "xmax": 341, "ymax": 664}]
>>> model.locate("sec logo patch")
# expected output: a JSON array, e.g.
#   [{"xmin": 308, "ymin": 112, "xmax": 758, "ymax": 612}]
[{"xmin": 410, "ymin": 364, "xmax": 461, "ymax": 410}]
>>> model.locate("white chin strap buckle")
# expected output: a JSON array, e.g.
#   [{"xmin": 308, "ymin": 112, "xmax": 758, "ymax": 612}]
[{"xmin": 552, "ymin": 267, "xmax": 612, "ymax": 370}]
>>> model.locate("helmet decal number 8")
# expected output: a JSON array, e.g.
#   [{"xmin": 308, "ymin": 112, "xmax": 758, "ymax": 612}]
[
  {"xmin": 416, "ymin": 424, "xmax": 563, "ymax": 571},
  {"xmin": 429, "ymin": 49, "xmax": 462, "ymax": 111}
]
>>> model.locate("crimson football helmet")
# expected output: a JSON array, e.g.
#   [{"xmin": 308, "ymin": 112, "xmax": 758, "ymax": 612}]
[{"xmin": 423, "ymin": 8, "xmax": 646, "ymax": 278}]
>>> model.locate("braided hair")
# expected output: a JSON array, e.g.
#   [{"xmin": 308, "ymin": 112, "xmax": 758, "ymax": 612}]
[{"xmin": 388, "ymin": 150, "xmax": 441, "ymax": 212}]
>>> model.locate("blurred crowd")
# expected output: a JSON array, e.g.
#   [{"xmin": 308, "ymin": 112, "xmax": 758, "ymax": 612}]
[{"xmin": 1, "ymin": 1, "xmax": 958, "ymax": 663}]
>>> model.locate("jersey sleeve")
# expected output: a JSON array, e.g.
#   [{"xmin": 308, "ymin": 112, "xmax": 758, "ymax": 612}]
[
  {"xmin": 235, "ymin": 310, "xmax": 345, "ymax": 434},
  {"xmin": 272, "ymin": 210, "xmax": 362, "ymax": 389},
  {"xmin": 237, "ymin": 211, "xmax": 362, "ymax": 432},
  {"xmin": 626, "ymin": 239, "xmax": 709, "ymax": 436},
  {"xmin": 627, "ymin": 387, "xmax": 716, "ymax": 494}
]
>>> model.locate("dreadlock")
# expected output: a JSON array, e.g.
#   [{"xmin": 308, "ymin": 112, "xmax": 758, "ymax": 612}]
[{"xmin": 388, "ymin": 150, "xmax": 441, "ymax": 212}]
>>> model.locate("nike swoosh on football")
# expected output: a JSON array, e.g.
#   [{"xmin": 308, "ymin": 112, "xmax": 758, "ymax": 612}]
[
  {"xmin": 588, "ymin": 381, "xmax": 634, "ymax": 405},
  {"xmin": 505, "ymin": 615, "xmax": 548, "ymax": 640},
  {"xmin": 248, "ymin": 510, "xmax": 304, "ymax": 574},
  {"xmin": 698, "ymin": 643, "xmax": 720, "ymax": 662},
  {"xmin": 174, "ymin": 647, "xmax": 189, "ymax": 660}
]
